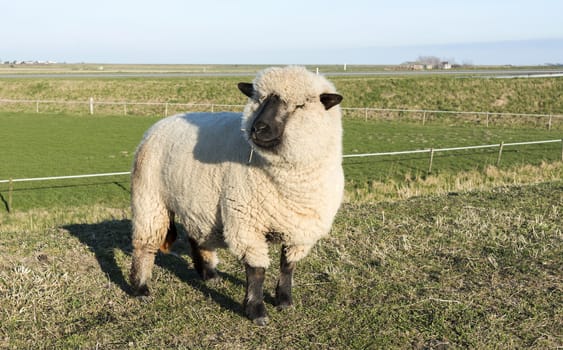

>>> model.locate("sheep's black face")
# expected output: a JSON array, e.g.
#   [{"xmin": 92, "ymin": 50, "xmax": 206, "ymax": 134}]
[
  {"xmin": 238, "ymin": 81, "xmax": 343, "ymax": 153},
  {"xmin": 249, "ymin": 94, "xmax": 286, "ymax": 150}
]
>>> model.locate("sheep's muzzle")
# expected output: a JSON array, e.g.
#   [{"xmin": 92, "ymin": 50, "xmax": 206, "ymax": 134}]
[{"xmin": 250, "ymin": 95, "xmax": 285, "ymax": 149}]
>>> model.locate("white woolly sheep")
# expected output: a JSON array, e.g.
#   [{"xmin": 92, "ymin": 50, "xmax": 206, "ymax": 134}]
[{"xmin": 129, "ymin": 66, "xmax": 344, "ymax": 325}]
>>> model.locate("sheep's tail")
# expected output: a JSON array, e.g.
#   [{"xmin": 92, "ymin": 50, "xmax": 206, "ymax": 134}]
[{"xmin": 159, "ymin": 212, "xmax": 177, "ymax": 253}]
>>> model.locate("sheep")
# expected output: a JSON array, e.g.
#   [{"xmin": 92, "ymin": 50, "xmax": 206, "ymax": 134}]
[{"xmin": 129, "ymin": 66, "xmax": 344, "ymax": 325}]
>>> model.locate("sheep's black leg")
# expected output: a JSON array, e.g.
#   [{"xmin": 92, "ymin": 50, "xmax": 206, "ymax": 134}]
[
  {"xmin": 244, "ymin": 264, "xmax": 268, "ymax": 326},
  {"xmin": 275, "ymin": 245, "xmax": 296, "ymax": 310},
  {"xmin": 188, "ymin": 237, "xmax": 218, "ymax": 281}
]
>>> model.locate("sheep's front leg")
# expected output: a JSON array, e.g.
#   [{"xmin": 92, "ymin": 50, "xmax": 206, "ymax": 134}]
[
  {"xmin": 244, "ymin": 264, "xmax": 268, "ymax": 326},
  {"xmin": 275, "ymin": 245, "xmax": 296, "ymax": 310}
]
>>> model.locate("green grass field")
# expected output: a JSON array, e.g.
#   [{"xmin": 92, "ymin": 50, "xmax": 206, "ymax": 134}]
[
  {"xmin": 0, "ymin": 112, "xmax": 561, "ymax": 211},
  {"xmin": 0, "ymin": 72, "xmax": 562, "ymax": 348}
]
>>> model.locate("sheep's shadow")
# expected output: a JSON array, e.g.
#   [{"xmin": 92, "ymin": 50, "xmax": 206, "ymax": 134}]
[{"xmin": 63, "ymin": 219, "xmax": 246, "ymax": 317}]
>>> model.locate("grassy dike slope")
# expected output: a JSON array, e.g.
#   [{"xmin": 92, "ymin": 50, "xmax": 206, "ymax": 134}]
[{"xmin": 0, "ymin": 75, "xmax": 562, "ymax": 114}]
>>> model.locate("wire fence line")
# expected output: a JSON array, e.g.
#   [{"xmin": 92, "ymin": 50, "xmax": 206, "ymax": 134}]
[
  {"xmin": 1, "ymin": 139, "xmax": 562, "ymax": 185},
  {"xmin": 0, "ymin": 172, "xmax": 131, "ymax": 184},
  {"xmin": 342, "ymin": 139, "xmax": 563, "ymax": 158},
  {"xmin": 0, "ymin": 98, "xmax": 245, "ymax": 116},
  {"xmin": 1, "ymin": 138, "xmax": 561, "ymax": 212},
  {"xmin": 1, "ymin": 98, "xmax": 562, "ymax": 129},
  {"xmin": 1, "ymin": 98, "xmax": 562, "ymax": 210}
]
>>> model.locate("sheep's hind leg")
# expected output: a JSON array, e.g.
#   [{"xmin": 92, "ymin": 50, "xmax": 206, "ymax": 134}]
[
  {"xmin": 130, "ymin": 208, "xmax": 170, "ymax": 298},
  {"xmin": 130, "ymin": 245, "xmax": 158, "ymax": 298},
  {"xmin": 244, "ymin": 264, "xmax": 269, "ymax": 326},
  {"xmin": 275, "ymin": 245, "xmax": 296, "ymax": 310},
  {"xmin": 188, "ymin": 238, "xmax": 219, "ymax": 281}
]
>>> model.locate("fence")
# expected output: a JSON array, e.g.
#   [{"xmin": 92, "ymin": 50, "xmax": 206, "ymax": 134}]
[
  {"xmin": 1, "ymin": 98, "xmax": 562, "ymax": 129},
  {"xmin": 343, "ymin": 107, "xmax": 563, "ymax": 130},
  {"xmin": 0, "ymin": 98, "xmax": 245, "ymax": 118},
  {"xmin": 1, "ymin": 139, "xmax": 562, "ymax": 212},
  {"xmin": 342, "ymin": 139, "xmax": 563, "ymax": 173}
]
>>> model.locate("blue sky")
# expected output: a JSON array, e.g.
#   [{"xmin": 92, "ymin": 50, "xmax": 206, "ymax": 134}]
[{"xmin": 1, "ymin": 0, "xmax": 562, "ymax": 65}]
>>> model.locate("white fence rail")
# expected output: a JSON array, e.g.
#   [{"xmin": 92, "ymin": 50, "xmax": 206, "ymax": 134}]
[
  {"xmin": 1, "ymin": 98, "xmax": 562, "ymax": 129},
  {"xmin": 0, "ymin": 171, "xmax": 131, "ymax": 184},
  {"xmin": 0, "ymin": 98, "xmax": 245, "ymax": 116},
  {"xmin": 342, "ymin": 139, "xmax": 563, "ymax": 174},
  {"xmin": 2, "ymin": 139, "xmax": 561, "ymax": 185},
  {"xmin": 1, "ymin": 138, "xmax": 561, "ymax": 212},
  {"xmin": 342, "ymin": 139, "xmax": 563, "ymax": 158}
]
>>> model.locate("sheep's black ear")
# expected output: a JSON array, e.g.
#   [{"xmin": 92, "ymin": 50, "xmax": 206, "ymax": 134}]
[
  {"xmin": 238, "ymin": 82, "xmax": 254, "ymax": 98},
  {"xmin": 320, "ymin": 93, "xmax": 343, "ymax": 110}
]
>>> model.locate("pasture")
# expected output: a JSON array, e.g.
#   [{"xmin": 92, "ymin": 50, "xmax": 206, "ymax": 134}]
[
  {"xmin": 1, "ymin": 111, "xmax": 561, "ymax": 211},
  {"xmin": 0, "ymin": 72, "xmax": 562, "ymax": 348},
  {"xmin": 1, "ymin": 182, "xmax": 561, "ymax": 348}
]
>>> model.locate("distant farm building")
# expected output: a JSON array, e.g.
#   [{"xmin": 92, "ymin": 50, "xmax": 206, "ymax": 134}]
[{"xmin": 401, "ymin": 61, "xmax": 453, "ymax": 70}]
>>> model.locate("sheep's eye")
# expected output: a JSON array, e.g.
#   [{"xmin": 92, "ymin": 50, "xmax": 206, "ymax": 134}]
[{"xmin": 296, "ymin": 103, "xmax": 305, "ymax": 109}]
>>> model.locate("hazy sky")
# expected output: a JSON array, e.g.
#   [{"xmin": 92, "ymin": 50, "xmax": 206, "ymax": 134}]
[{"xmin": 1, "ymin": 0, "xmax": 562, "ymax": 65}]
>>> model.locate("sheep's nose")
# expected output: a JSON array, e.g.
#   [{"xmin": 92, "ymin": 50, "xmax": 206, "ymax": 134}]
[
  {"xmin": 251, "ymin": 120, "xmax": 281, "ymax": 148},
  {"xmin": 250, "ymin": 94, "xmax": 284, "ymax": 149},
  {"xmin": 252, "ymin": 121, "xmax": 270, "ymax": 134}
]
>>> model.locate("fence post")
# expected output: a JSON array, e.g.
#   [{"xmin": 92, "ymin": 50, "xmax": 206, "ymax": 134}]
[
  {"xmin": 561, "ymin": 139, "xmax": 563, "ymax": 161},
  {"xmin": 36, "ymin": 100, "xmax": 39, "ymax": 113},
  {"xmin": 486, "ymin": 112, "xmax": 489, "ymax": 127},
  {"xmin": 123, "ymin": 102, "xmax": 127, "ymax": 115},
  {"xmin": 165, "ymin": 103, "xmax": 168, "ymax": 117},
  {"xmin": 496, "ymin": 141, "xmax": 504, "ymax": 166},
  {"xmin": 211, "ymin": 104, "xmax": 214, "ymax": 113},
  {"xmin": 422, "ymin": 111, "xmax": 426, "ymax": 125},
  {"xmin": 428, "ymin": 148, "xmax": 434, "ymax": 174},
  {"xmin": 8, "ymin": 178, "xmax": 13, "ymax": 213},
  {"xmin": 89, "ymin": 97, "xmax": 94, "ymax": 115},
  {"xmin": 548, "ymin": 115, "xmax": 553, "ymax": 131},
  {"xmin": 364, "ymin": 108, "xmax": 368, "ymax": 121}
]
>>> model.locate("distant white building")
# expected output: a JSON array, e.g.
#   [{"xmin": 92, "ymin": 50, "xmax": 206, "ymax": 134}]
[{"xmin": 441, "ymin": 62, "xmax": 452, "ymax": 69}]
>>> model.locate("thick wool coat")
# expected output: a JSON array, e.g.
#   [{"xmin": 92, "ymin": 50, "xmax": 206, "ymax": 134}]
[{"xmin": 131, "ymin": 66, "xmax": 344, "ymax": 268}]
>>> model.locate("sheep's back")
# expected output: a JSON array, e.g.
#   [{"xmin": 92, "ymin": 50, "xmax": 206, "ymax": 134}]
[{"xmin": 134, "ymin": 112, "xmax": 252, "ymax": 240}]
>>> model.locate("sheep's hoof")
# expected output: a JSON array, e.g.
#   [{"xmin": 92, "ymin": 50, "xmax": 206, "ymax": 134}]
[
  {"xmin": 132, "ymin": 291, "xmax": 153, "ymax": 303},
  {"xmin": 275, "ymin": 288, "xmax": 293, "ymax": 311},
  {"xmin": 245, "ymin": 302, "xmax": 269, "ymax": 326},
  {"xmin": 131, "ymin": 284, "xmax": 152, "ymax": 302},
  {"xmin": 253, "ymin": 316, "xmax": 269, "ymax": 326},
  {"xmin": 276, "ymin": 301, "xmax": 294, "ymax": 311},
  {"xmin": 132, "ymin": 283, "xmax": 149, "ymax": 295},
  {"xmin": 201, "ymin": 268, "xmax": 219, "ymax": 281}
]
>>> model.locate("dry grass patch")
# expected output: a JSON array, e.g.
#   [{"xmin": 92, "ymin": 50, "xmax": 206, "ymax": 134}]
[
  {"xmin": 1, "ymin": 181, "xmax": 562, "ymax": 348},
  {"xmin": 348, "ymin": 161, "xmax": 563, "ymax": 203}
]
